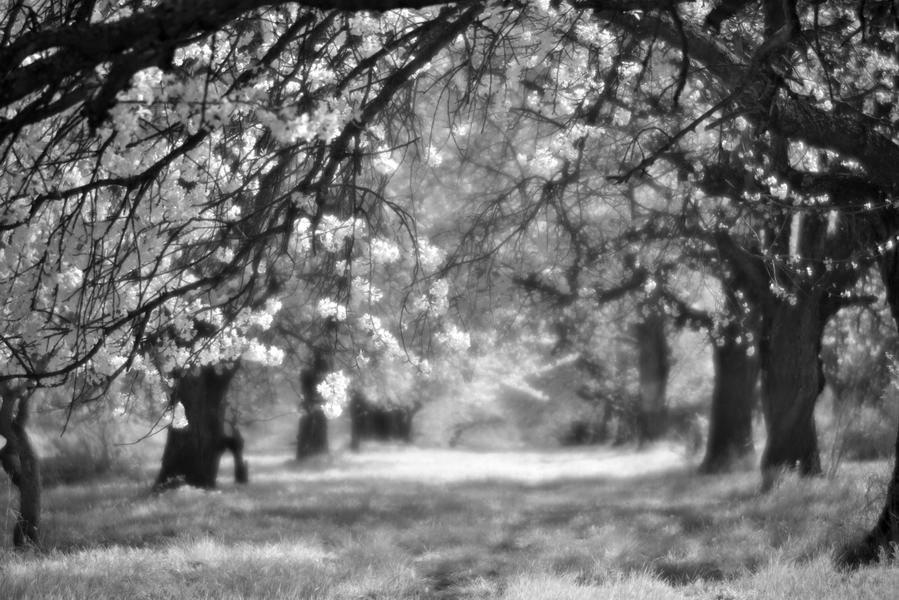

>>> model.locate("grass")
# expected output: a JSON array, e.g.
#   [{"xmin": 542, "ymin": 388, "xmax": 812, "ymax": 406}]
[{"xmin": 0, "ymin": 442, "xmax": 896, "ymax": 599}]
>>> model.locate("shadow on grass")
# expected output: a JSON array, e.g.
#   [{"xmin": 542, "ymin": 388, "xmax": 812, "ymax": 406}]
[
  {"xmin": 22, "ymin": 448, "xmax": 871, "ymax": 593},
  {"xmin": 651, "ymin": 558, "xmax": 763, "ymax": 585},
  {"xmin": 233, "ymin": 468, "xmax": 775, "ymax": 584}
]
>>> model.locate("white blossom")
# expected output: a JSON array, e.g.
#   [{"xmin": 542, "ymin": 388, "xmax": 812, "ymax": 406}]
[
  {"xmin": 171, "ymin": 402, "xmax": 189, "ymax": 429},
  {"xmin": 370, "ymin": 238, "xmax": 401, "ymax": 264},
  {"xmin": 317, "ymin": 298, "xmax": 347, "ymax": 321},
  {"xmin": 372, "ymin": 147, "xmax": 399, "ymax": 175},
  {"xmin": 437, "ymin": 324, "xmax": 471, "ymax": 352},
  {"xmin": 318, "ymin": 371, "xmax": 351, "ymax": 418}
]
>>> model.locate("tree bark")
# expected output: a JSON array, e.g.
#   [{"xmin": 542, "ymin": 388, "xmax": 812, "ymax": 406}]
[
  {"xmin": 0, "ymin": 383, "xmax": 41, "ymax": 548},
  {"xmin": 154, "ymin": 364, "xmax": 242, "ymax": 490},
  {"xmin": 700, "ymin": 326, "xmax": 758, "ymax": 473},
  {"xmin": 758, "ymin": 296, "xmax": 825, "ymax": 488},
  {"xmin": 634, "ymin": 307, "xmax": 670, "ymax": 444},
  {"xmin": 295, "ymin": 350, "xmax": 331, "ymax": 460}
]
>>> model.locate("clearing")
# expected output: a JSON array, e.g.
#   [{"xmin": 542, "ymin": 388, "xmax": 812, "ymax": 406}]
[{"xmin": 0, "ymin": 444, "xmax": 896, "ymax": 599}]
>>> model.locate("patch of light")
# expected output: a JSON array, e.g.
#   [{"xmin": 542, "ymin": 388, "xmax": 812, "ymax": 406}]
[{"xmin": 251, "ymin": 445, "xmax": 685, "ymax": 486}]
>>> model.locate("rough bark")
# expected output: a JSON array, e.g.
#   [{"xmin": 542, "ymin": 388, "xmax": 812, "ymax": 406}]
[
  {"xmin": 700, "ymin": 326, "xmax": 758, "ymax": 473},
  {"xmin": 634, "ymin": 307, "xmax": 670, "ymax": 444},
  {"xmin": 154, "ymin": 364, "xmax": 242, "ymax": 490},
  {"xmin": 0, "ymin": 383, "xmax": 40, "ymax": 548},
  {"xmin": 758, "ymin": 296, "xmax": 825, "ymax": 489}
]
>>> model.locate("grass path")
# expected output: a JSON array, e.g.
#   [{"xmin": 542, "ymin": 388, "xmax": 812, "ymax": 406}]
[{"xmin": 0, "ymin": 444, "xmax": 896, "ymax": 599}]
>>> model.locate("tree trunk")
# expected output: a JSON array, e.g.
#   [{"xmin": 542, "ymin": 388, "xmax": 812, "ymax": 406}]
[
  {"xmin": 838, "ymin": 246, "xmax": 899, "ymax": 566},
  {"xmin": 296, "ymin": 408, "xmax": 328, "ymax": 459},
  {"xmin": 700, "ymin": 327, "xmax": 758, "ymax": 473},
  {"xmin": 349, "ymin": 391, "xmax": 364, "ymax": 452},
  {"xmin": 758, "ymin": 296, "xmax": 825, "ymax": 488},
  {"xmin": 634, "ymin": 308, "xmax": 669, "ymax": 444},
  {"xmin": 295, "ymin": 351, "xmax": 330, "ymax": 460},
  {"xmin": 0, "ymin": 383, "xmax": 40, "ymax": 548},
  {"xmin": 222, "ymin": 427, "xmax": 248, "ymax": 484},
  {"xmin": 154, "ymin": 364, "xmax": 239, "ymax": 490}
]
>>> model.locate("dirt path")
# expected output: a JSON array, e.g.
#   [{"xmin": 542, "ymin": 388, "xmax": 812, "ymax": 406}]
[{"xmin": 248, "ymin": 442, "xmax": 690, "ymax": 484}]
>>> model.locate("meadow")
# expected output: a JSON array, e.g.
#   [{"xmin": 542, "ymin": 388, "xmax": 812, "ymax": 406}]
[{"xmin": 1, "ymin": 439, "xmax": 898, "ymax": 599}]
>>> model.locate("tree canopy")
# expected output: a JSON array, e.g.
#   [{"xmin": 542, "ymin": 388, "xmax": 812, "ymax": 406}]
[{"xmin": 5, "ymin": 0, "xmax": 899, "ymax": 561}]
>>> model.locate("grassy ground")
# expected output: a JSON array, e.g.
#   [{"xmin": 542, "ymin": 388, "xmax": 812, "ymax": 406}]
[{"xmin": 0, "ymin": 443, "xmax": 896, "ymax": 599}]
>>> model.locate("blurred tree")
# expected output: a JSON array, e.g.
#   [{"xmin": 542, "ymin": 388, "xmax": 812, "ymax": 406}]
[{"xmin": 821, "ymin": 276, "xmax": 895, "ymax": 468}]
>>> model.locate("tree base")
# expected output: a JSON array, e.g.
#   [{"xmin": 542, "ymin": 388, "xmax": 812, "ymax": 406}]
[
  {"xmin": 349, "ymin": 393, "xmax": 415, "ymax": 451},
  {"xmin": 635, "ymin": 408, "xmax": 668, "ymax": 447},
  {"xmin": 155, "ymin": 427, "xmax": 250, "ymax": 491},
  {"xmin": 154, "ymin": 427, "xmax": 218, "ymax": 490},
  {"xmin": 836, "ymin": 483, "xmax": 899, "ymax": 569},
  {"xmin": 234, "ymin": 459, "xmax": 249, "ymax": 484},
  {"xmin": 835, "ymin": 533, "xmax": 896, "ymax": 569},
  {"xmin": 760, "ymin": 460, "xmax": 822, "ymax": 492},
  {"xmin": 698, "ymin": 449, "xmax": 754, "ymax": 475},
  {"xmin": 0, "ymin": 387, "xmax": 41, "ymax": 549},
  {"xmin": 296, "ymin": 409, "xmax": 328, "ymax": 461}
]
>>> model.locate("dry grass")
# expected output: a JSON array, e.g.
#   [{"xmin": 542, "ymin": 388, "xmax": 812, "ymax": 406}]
[{"xmin": 0, "ymin": 443, "xmax": 895, "ymax": 599}]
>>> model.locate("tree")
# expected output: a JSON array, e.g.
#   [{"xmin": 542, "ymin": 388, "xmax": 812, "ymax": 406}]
[
  {"xmin": 525, "ymin": 0, "xmax": 899, "ymax": 554},
  {"xmin": 821, "ymin": 276, "xmax": 895, "ymax": 468},
  {"xmin": 0, "ymin": 0, "xmax": 480, "ymax": 544},
  {"xmin": 839, "ymin": 219, "xmax": 899, "ymax": 565},
  {"xmin": 0, "ymin": 380, "xmax": 40, "ymax": 547},
  {"xmin": 147, "ymin": 304, "xmax": 285, "ymax": 488},
  {"xmin": 632, "ymin": 286, "xmax": 670, "ymax": 443},
  {"xmin": 6, "ymin": 0, "xmax": 899, "ymax": 562},
  {"xmin": 441, "ymin": 1, "xmax": 892, "ymax": 486},
  {"xmin": 154, "ymin": 363, "xmax": 247, "ymax": 489},
  {"xmin": 295, "ymin": 347, "xmax": 334, "ymax": 459},
  {"xmin": 658, "ymin": 272, "xmax": 760, "ymax": 473},
  {"xmin": 696, "ymin": 286, "xmax": 759, "ymax": 473},
  {"xmin": 0, "ymin": 0, "xmax": 484, "ymax": 375}
]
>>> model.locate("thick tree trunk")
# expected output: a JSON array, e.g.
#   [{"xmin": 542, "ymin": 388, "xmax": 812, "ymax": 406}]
[
  {"xmin": 758, "ymin": 296, "xmax": 825, "ymax": 488},
  {"xmin": 154, "ymin": 364, "xmax": 240, "ymax": 490},
  {"xmin": 838, "ymin": 247, "xmax": 899, "ymax": 566},
  {"xmin": 0, "ymin": 384, "xmax": 40, "ymax": 548},
  {"xmin": 700, "ymin": 328, "xmax": 758, "ymax": 473},
  {"xmin": 634, "ymin": 308, "xmax": 670, "ymax": 444},
  {"xmin": 296, "ymin": 408, "xmax": 329, "ymax": 459},
  {"xmin": 295, "ymin": 351, "xmax": 330, "ymax": 460}
]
